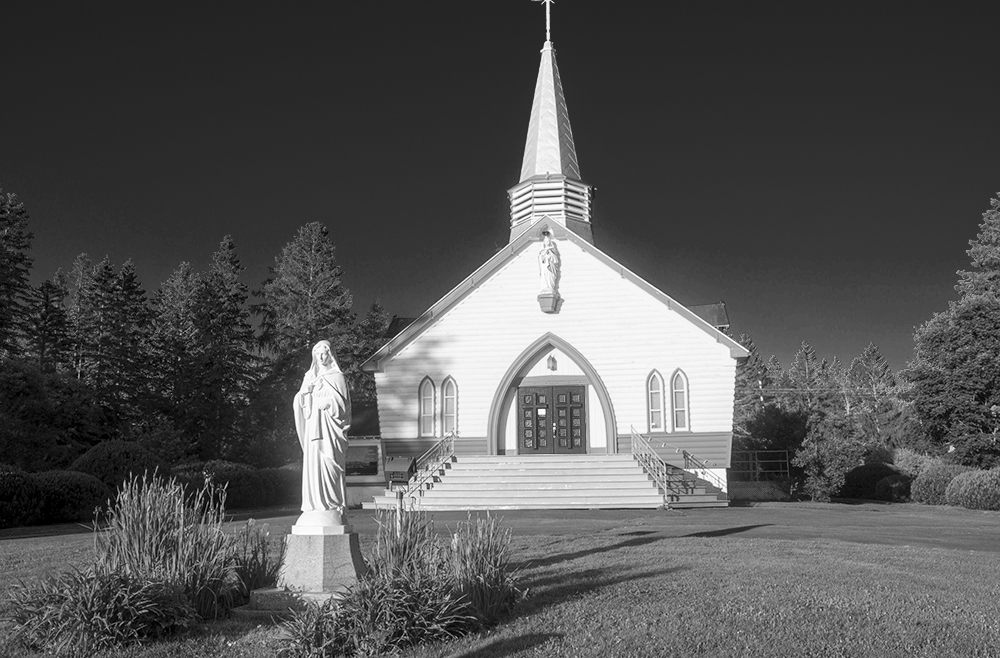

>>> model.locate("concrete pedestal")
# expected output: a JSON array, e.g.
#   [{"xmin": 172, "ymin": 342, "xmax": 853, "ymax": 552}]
[
  {"xmin": 280, "ymin": 532, "xmax": 367, "ymax": 593},
  {"xmin": 246, "ymin": 531, "xmax": 367, "ymax": 614},
  {"xmin": 537, "ymin": 293, "xmax": 562, "ymax": 313}
]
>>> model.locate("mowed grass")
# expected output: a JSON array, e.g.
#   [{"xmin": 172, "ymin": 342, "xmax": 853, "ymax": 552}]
[{"xmin": 2, "ymin": 508, "xmax": 1000, "ymax": 658}]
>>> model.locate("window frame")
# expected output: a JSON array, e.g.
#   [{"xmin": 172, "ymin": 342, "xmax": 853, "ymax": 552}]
[
  {"xmin": 418, "ymin": 377, "xmax": 436, "ymax": 437},
  {"xmin": 441, "ymin": 377, "xmax": 458, "ymax": 435},
  {"xmin": 646, "ymin": 370, "xmax": 665, "ymax": 432},
  {"xmin": 671, "ymin": 370, "xmax": 689, "ymax": 431}
]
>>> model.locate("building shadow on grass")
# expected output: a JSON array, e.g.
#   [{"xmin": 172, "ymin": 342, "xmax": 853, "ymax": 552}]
[
  {"xmin": 512, "ymin": 530, "xmax": 672, "ymax": 570},
  {"xmin": 442, "ymin": 633, "xmax": 562, "ymax": 658},
  {"xmin": 680, "ymin": 524, "xmax": 771, "ymax": 538}
]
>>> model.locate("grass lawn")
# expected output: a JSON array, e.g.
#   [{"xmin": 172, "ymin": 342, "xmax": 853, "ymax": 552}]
[{"xmin": 2, "ymin": 503, "xmax": 999, "ymax": 657}]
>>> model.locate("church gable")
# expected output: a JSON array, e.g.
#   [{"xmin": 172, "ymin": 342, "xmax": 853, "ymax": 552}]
[{"xmin": 363, "ymin": 220, "xmax": 747, "ymax": 376}]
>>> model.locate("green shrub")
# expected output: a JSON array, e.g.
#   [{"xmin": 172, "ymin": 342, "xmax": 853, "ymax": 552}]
[
  {"xmin": 0, "ymin": 468, "xmax": 43, "ymax": 529},
  {"xmin": 32, "ymin": 470, "xmax": 110, "ymax": 524},
  {"xmin": 838, "ymin": 463, "xmax": 899, "ymax": 500},
  {"xmin": 911, "ymin": 462, "xmax": 973, "ymax": 505},
  {"xmin": 258, "ymin": 466, "xmax": 301, "ymax": 506},
  {"xmin": 281, "ymin": 510, "xmax": 520, "ymax": 657},
  {"xmin": 944, "ymin": 469, "xmax": 1000, "ymax": 510},
  {"xmin": 202, "ymin": 460, "xmax": 264, "ymax": 509},
  {"xmin": 892, "ymin": 448, "xmax": 938, "ymax": 478},
  {"xmin": 232, "ymin": 519, "xmax": 286, "ymax": 601},
  {"xmin": 873, "ymin": 474, "xmax": 912, "ymax": 502},
  {"xmin": 3, "ymin": 568, "xmax": 195, "ymax": 655},
  {"xmin": 95, "ymin": 474, "xmax": 239, "ymax": 619},
  {"xmin": 69, "ymin": 440, "xmax": 161, "ymax": 491}
]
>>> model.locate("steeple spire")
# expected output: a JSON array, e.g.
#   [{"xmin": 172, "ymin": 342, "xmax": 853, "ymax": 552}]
[{"xmin": 509, "ymin": 0, "xmax": 594, "ymax": 244}]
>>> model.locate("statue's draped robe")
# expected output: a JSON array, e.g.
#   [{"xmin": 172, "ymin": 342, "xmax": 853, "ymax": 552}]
[{"xmin": 293, "ymin": 369, "xmax": 352, "ymax": 514}]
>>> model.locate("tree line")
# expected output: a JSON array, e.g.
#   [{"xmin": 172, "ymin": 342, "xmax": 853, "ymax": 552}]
[
  {"xmin": 732, "ymin": 192, "xmax": 1000, "ymax": 498},
  {"xmin": 0, "ymin": 187, "xmax": 388, "ymax": 471},
  {"xmin": 4, "ymin": 185, "xmax": 1000, "ymax": 490}
]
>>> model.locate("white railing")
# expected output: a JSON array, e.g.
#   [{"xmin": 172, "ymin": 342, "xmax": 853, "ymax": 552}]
[
  {"xmin": 630, "ymin": 427, "xmax": 727, "ymax": 493},
  {"xmin": 682, "ymin": 450, "xmax": 727, "ymax": 491},
  {"xmin": 403, "ymin": 431, "xmax": 457, "ymax": 499},
  {"xmin": 629, "ymin": 428, "xmax": 689, "ymax": 502}
]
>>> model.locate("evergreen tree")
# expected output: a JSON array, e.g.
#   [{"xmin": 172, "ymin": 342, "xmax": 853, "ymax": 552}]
[
  {"xmin": 150, "ymin": 262, "xmax": 203, "ymax": 456},
  {"xmin": 956, "ymin": 192, "xmax": 1000, "ymax": 298},
  {"xmin": 0, "ymin": 188, "xmax": 34, "ymax": 358},
  {"xmin": 66, "ymin": 256, "xmax": 152, "ymax": 428},
  {"xmin": 26, "ymin": 271, "xmax": 71, "ymax": 373},
  {"xmin": 343, "ymin": 300, "xmax": 390, "ymax": 407},
  {"xmin": 195, "ymin": 237, "xmax": 256, "ymax": 459},
  {"xmin": 906, "ymin": 193, "xmax": 1000, "ymax": 467},
  {"xmin": 256, "ymin": 222, "xmax": 355, "ymax": 357},
  {"xmin": 787, "ymin": 342, "xmax": 826, "ymax": 415},
  {"xmin": 732, "ymin": 333, "xmax": 769, "ymax": 444}
]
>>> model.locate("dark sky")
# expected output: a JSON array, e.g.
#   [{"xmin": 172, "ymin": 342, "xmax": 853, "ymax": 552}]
[{"xmin": 4, "ymin": 1, "xmax": 999, "ymax": 371}]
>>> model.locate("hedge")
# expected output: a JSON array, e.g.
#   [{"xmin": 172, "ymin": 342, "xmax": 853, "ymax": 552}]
[
  {"xmin": 0, "ymin": 467, "xmax": 43, "ymax": 529},
  {"xmin": 33, "ymin": 470, "xmax": 111, "ymax": 524},
  {"xmin": 944, "ymin": 469, "xmax": 1000, "ymax": 511},
  {"xmin": 838, "ymin": 463, "xmax": 899, "ymax": 500},
  {"xmin": 873, "ymin": 474, "xmax": 912, "ymax": 503},
  {"xmin": 69, "ymin": 440, "xmax": 162, "ymax": 491},
  {"xmin": 911, "ymin": 462, "xmax": 973, "ymax": 505}
]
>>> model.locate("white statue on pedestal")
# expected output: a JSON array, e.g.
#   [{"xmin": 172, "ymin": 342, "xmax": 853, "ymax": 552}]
[
  {"xmin": 538, "ymin": 232, "xmax": 561, "ymax": 295},
  {"xmin": 293, "ymin": 340, "xmax": 352, "ymax": 532}
]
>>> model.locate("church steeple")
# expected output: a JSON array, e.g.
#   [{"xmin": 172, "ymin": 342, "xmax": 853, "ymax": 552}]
[{"xmin": 508, "ymin": 1, "xmax": 595, "ymax": 244}]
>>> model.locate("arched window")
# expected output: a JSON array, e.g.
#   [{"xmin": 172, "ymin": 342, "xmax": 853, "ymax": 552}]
[
  {"xmin": 672, "ymin": 370, "xmax": 689, "ymax": 431},
  {"xmin": 647, "ymin": 371, "xmax": 664, "ymax": 432},
  {"xmin": 442, "ymin": 378, "xmax": 458, "ymax": 435},
  {"xmin": 419, "ymin": 378, "xmax": 436, "ymax": 437}
]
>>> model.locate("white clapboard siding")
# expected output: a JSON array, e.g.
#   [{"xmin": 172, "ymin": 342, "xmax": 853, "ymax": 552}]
[{"xmin": 375, "ymin": 241, "xmax": 737, "ymax": 462}]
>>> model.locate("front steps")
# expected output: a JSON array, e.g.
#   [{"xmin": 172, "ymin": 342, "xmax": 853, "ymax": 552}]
[{"xmin": 362, "ymin": 454, "xmax": 728, "ymax": 511}]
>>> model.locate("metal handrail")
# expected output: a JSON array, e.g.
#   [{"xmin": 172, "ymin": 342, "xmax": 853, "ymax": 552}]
[
  {"xmin": 630, "ymin": 427, "xmax": 727, "ymax": 493},
  {"xmin": 682, "ymin": 450, "xmax": 727, "ymax": 491},
  {"xmin": 629, "ymin": 427, "xmax": 691, "ymax": 502},
  {"xmin": 404, "ymin": 431, "xmax": 457, "ymax": 498}
]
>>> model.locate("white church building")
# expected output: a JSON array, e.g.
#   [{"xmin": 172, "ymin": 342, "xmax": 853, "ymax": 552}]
[{"xmin": 362, "ymin": 15, "xmax": 748, "ymax": 510}]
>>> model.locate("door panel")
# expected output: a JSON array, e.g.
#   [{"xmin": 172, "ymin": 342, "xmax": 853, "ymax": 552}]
[
  {"xmin": 518, "ymin": 385, "xmax": 586, "ymax": 455},
  {"xmin": 518, "ymin": 387, "xmax": 552, "ymax": 454},
  {"xmin": 553, "ymin": 386, "xmax": 587, "ymax": 454}
]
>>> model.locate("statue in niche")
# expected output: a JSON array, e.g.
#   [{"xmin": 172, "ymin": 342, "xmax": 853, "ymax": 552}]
[
  {"xmin": 538, "ymin": 232, "xmax": 561, "ymax": 295},
  {"xmin": 293, "ymin": 340, "xmax": 352, "ymax": 525}
]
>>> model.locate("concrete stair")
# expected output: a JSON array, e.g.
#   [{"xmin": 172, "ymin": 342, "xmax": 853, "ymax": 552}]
[{"xmin": 362, "ymin": 454, "xmax": 728, "ymax": 511}]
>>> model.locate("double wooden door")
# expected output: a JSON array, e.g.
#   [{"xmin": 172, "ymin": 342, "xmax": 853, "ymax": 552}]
[{"xmin": 518, "ymin": 385, "xmax": 587, "ymax": 455}]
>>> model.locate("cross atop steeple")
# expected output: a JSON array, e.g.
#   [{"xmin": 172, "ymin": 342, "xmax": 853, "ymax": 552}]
[{"xmin": 533, "ymin": 0, "xmax": 554, "ymax": 42}]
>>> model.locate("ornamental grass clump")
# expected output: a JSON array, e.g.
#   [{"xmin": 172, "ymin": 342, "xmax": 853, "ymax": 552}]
[
  {"xmin": 94, "ymin": 473, "xmax": 239, "ymax": 619},
  {"xmin": 232, "ymin": 518, "xmax": 286, "ymax": 600},
  {"xmin": 450, "ymin": 512, "xmax": 520, "ymax": 626},
  {"xmin": 281, "ymin": 509, "xmax": 520, "ymax": 658},
  {"xmin": 4, "ymin": 569, "xmax": 195, "ymax": 656}
]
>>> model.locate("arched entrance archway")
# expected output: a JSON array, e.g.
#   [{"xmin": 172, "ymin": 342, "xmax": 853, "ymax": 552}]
[{"xmin": 486, "ymin": 333, "xmax": 617, "ymax": 455}]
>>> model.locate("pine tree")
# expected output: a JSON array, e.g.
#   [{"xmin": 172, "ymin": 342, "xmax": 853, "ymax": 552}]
[
  {"xmin": 0, "ymin": 188, "xmax": 34, "ymax": 358},
  {"xmin": 732, "ymin": 334, "xmax": 769, "ymax": 443},
  {"xmin": 26, "ymin": 271, "xmax": 71, "ymax": 372},
  {"xmin": 66, "ymin": 256, "xmax": 152, "ymax": 427},
  {"xmin": 344, "ymin": 300, "xmax": 390, "ymax": 406},
  {"xmin": 956, "ymin": 192, "xmax": 1000, "ymax": 298},
  {"xmin": 195, "ymin": 237, "xmax": 256, "ymax": 459},
  {"xmin": 906, "ymin": 193, "xmax": 1000, "ymax": 466},
  {"xmin": 256, "ymin": 222, "xmax": 355, "ymax": 357}
]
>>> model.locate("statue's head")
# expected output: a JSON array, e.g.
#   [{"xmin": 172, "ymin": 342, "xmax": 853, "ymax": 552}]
[{"xmin": 310, "ymin": 340, "xmax": 340, "ymax": 373}]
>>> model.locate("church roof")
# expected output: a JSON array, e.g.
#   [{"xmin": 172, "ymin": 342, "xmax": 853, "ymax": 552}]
[
  {"xmin": 519, "ymin": 41, "xmax": 580, "ymax": 182},
  {"xmin": 361, "ymin": 217, "xmax": 749, "ymax": 373}
]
